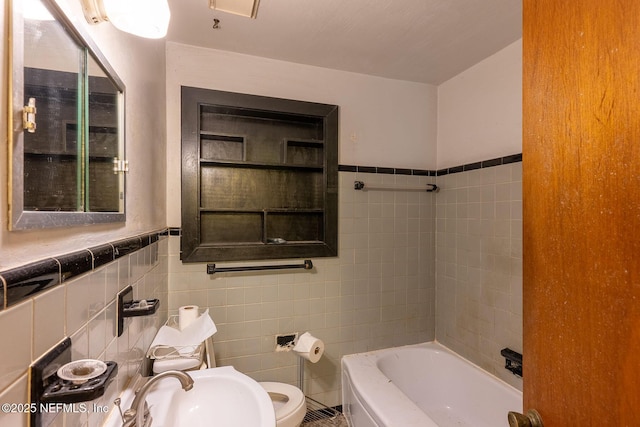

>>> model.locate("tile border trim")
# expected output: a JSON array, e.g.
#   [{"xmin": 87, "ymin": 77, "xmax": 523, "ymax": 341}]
[
  {"xmin": 338, "ymin": 164, "xmax": 436, "ymax": 176},
  {"xmin": 339, "ymin": 153, "xmax": 522, "ymax": 177},
  {"xmin": 436, "ymin": 153, "xmax": 522, "ymax": 176},
  {"xmin": 0, "ymin": 228, "xmax": 168, "ymax": 310},
  {"xmin": 0, "ymin": 154, "xmax": 523, "ymax": 310}
]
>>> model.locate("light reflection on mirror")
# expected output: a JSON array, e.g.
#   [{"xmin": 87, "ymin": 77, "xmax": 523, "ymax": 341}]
[{"xmin": 87, "ymin": 60, "xmax": 121, "ymax": 212}]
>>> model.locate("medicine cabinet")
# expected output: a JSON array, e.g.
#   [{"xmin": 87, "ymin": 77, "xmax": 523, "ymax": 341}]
[
  {"xmin": 180, "ymin": 87, "xmax": 338, "ymax": 262},
  {"xmin": 8, "ymin": 0, "xmax": 126, "ymax": 229}
]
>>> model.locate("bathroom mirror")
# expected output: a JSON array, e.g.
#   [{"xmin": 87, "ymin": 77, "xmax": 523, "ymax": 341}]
[{"xmin": 8, "ymin": 0, "xmax": 126, "ymax": 229}]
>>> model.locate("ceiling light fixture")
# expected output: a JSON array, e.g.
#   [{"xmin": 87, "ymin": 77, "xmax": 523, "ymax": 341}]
[
  {"xmin": 80, "ymin": 0, "xmax": 171, "ymax": 39},
  {"xmin": 209, "ymin": 0, "xmax": 260, "ymax": 19}
]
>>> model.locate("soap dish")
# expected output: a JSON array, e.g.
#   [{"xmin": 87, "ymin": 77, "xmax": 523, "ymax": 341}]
[
  {"xmin": 57, "ymin": 359, "xmax": 107, "ymax": 384},
  {"xmin": 42, "ymin": 361, "xmax": 118, "ymax": 404}
]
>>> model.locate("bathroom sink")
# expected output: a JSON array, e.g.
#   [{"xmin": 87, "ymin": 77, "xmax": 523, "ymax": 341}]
[{"xmin": 143, "ymin": 366, "xmax": 276, "ymax": 427}]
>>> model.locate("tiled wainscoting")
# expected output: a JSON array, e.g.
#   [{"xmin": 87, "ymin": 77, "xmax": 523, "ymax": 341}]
[
  {"xmin": 0, "ymin": 154, "xmax": 523, "ymax": 427},
  {"xmin": 0, "ymin": 231, "xmax": 169, "ymax": 427},
  {"xmin": 435, "ymin": 160, "xmax": 523, "ymax": 389},
  {"xmin": 166, "ymin": 170, "xmax": 437, "ymax": 407}
]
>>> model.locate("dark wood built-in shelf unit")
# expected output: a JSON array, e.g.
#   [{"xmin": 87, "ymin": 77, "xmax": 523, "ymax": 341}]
[{"xmin": 180, "ymin": 87, "xmax": 339, "ymax": 262}]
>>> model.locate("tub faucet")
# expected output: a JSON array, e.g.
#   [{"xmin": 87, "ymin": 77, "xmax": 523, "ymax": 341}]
[{"xmin": 120, "ymin": 370, "xmax": 194, "ymax": 427}]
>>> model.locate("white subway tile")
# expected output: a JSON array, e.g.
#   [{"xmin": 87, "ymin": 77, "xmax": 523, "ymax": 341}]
[
  {"xmin": 33, "ymin": 286, "xmax": 65, "ymax": 360},
  {"xmin": 88, "ymin": 310, "xmax": 107, "ymax": 359},
  {"xmin": 0, "ymin": 374, "xmax": 29, "ymax": 427},
  {"xmin": 87, "ymin": 268, "xmax": 107, "ymax": 319},
  {"xmin": 65, "ymin": 275, "xmax": 91, "ymax": 335}
]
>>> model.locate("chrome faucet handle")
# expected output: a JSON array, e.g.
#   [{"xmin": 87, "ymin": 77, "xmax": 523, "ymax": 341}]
[
  {"xmin": 114, "ymin": 398, "xmax": 144, "ymax": 426},
  {"xmin": 121, "ymin": 402, "xmax": 150, "ymax": 427},
  {"xmin": 114, "ymin": 398, "xmax": 126, "ymax": 423},
  {"xmin": 122, "ymin": 408, "xmax": 137, "ymax": 426}
]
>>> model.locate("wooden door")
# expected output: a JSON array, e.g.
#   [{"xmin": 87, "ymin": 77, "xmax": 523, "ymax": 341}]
[{"xmin": 523, "ymin": 0, "xmax": 640, "ymax": 424}]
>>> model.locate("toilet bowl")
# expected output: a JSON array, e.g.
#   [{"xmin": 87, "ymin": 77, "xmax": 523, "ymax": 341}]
[
  {"xmin": 259, "ymin": 382, "xmax": 306, "ymax": 427},
  {"xmin": 207, "ymin": 338, "xmax": 306, "ymax": 426}
]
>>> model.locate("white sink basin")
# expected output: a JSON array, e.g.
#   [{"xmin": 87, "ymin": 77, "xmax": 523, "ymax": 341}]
[{"xmin": 144, "ymin": 366, "xmax": 276, "ymax": 427}]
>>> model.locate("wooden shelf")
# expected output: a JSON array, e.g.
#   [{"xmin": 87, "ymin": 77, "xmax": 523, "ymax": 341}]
[
  {"xmin": 199, "ymin": 208, "xmax": 324, "ymax": 213},
  {"xmin": 181, "ymin": 86, "xmax": 338, "ymax": 263},
  {"xmin": 199, "ymin": 159, "xmax": 323, "ymax": 171},
  {"xmin": 199, "ymin": 240, "xmax": 325, "ymax": 248}
]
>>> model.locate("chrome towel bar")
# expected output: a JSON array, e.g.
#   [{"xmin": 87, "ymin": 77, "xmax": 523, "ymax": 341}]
[
  {"xmin": 207, "ymin": 259, "xmax": 313, "ymax": 275},
  {"xmin": 354, "ymin": 180, "xmax": 438, "ymax": 192}
]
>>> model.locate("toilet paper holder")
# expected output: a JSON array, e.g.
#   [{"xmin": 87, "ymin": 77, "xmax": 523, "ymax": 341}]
[
  {"xmin": 116, "ymin": 285, "xmax": 160, "ymax": 337},
  {"xmin": 293, "ymin": 332, "xmax": 340, "ymax": 423}
]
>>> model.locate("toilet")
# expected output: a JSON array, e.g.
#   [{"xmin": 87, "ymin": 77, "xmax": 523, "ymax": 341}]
[
  {"xmin": 260, "ymin": 381, "xmax": 306, "ymax": 427},
  {"xmin": 205, "ymin": 338, "xmax": 307, "ymax": 427},
  {"xmin": 153, "ymin": 337, "xmax": 307, "ymax": 426}
]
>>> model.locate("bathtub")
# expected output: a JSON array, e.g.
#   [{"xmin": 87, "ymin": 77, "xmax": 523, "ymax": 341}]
[{"xmin": 341, "ymin": 342, "xmax": 522, "ymax": 427}]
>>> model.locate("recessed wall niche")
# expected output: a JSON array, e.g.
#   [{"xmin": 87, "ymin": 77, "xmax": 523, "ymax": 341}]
[{"xmin": 180, "ymin": 87, "xmax": 338, "ymax": 262}]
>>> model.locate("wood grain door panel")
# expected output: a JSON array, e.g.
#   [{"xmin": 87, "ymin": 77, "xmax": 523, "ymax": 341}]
[{"xmin": 523, "ymin": 0, "xmax": 640, "ymax": 424}]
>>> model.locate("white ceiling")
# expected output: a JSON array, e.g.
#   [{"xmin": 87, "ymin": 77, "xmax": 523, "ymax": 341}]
[{"xmin": 166, "ymin": 0, "xmax": 522, "ymax": 85}]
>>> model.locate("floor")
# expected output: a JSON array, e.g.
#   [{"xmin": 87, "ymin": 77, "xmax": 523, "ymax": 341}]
[{"xmin": 301, "ymin": 414, "xmax": 349, "ymax": 427}]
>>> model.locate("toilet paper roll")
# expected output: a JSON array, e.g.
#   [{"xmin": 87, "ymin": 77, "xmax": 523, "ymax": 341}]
[
  {"xmin": 293, "ymin": 332, "xmax": 325, "ymax": 363},
  {"xmin": 179, "ymin": 305, "xmax": 199, "ymax": 331}
]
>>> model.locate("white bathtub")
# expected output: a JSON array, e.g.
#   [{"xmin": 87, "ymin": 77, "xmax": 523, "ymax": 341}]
[{"xmin": 341, "ymin": 342, "xmax": 522, "ymax": 427}]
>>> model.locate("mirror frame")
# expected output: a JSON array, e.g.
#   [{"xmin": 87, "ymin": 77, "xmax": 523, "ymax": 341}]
[{"xmin": 8, "ymin": 0, "xmax": 126, "ymax": 229}]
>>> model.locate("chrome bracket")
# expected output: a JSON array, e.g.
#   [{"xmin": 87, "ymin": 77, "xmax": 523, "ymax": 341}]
[
  {"xmin": 113, "ymin": 158, "xmax": 129, "ymax": 174},
  {"xmin": 23, "ymin": 97, "xmax": 37, "ymax": 133}
]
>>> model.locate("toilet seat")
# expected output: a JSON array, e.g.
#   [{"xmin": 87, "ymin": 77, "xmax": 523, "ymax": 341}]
[{"xmin": 259, "ymin": 382, "xmax": 306, "ymax": 427}]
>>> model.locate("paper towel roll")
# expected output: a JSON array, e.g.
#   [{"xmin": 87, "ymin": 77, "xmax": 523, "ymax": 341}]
[
  {"xmin": 179, "ymin": 305, "xmax": 199, "ymax": 331},
  {"xmin": 293, "ymin": 332, "xmax": 325, "ymax": 363}
]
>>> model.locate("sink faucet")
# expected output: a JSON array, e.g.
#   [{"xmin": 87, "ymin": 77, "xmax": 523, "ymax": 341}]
[{"xmin": 120, "ymin": 370, "xmax": 194, "ymax": 427}]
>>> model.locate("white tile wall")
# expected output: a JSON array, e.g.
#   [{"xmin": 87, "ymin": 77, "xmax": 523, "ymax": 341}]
[
  {"xmin": 0, "ymin": 164, "xmax": 523, "ymax": 426},
  {"xmin": 166, "ymin": 171, "xmax": 437, "ymax": 407},
  {"xmin": 0, "ymin": 237, "xmax": 169, "ymax": 427},
  {"xmin": 0, "ymin": 300, "xmax": 32, "ymax": 393},
  {"xmin": 0, "ymin": 163, "xmax": 522, "ymax": 425},
  {"xmin": 435, "ymin": 163, "xmax": 523, "ymax": 390}
]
